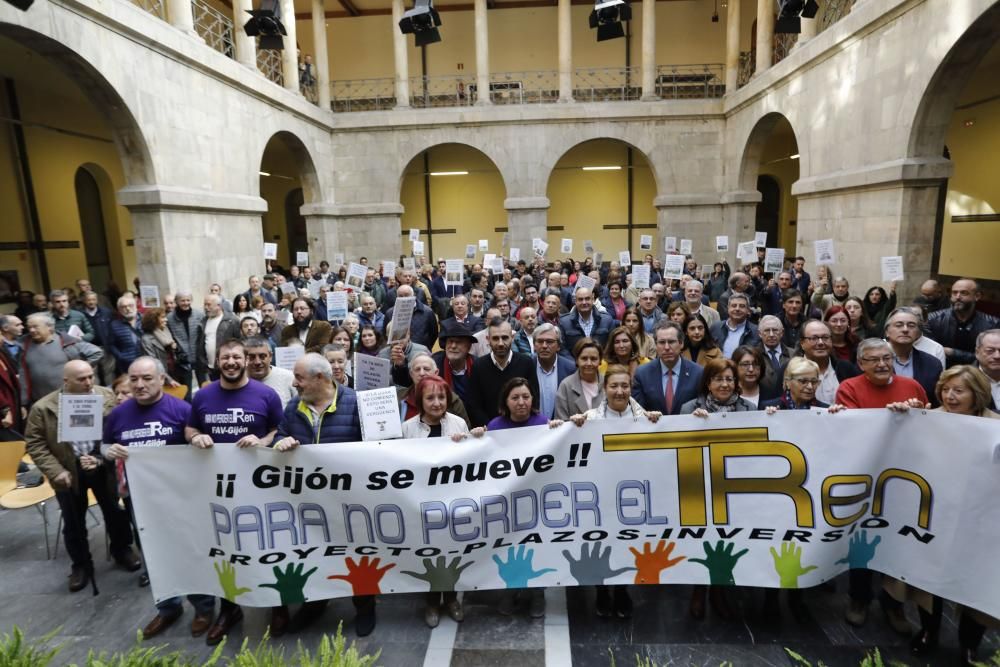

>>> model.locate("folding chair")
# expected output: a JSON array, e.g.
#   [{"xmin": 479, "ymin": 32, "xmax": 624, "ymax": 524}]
[
  {"xmin": 0, "ymin": 440, "xmax": 26, "ymax": 495},
  {"xmin": 1, "ymin": 477, "xmax": 57, "ymax": 558}
]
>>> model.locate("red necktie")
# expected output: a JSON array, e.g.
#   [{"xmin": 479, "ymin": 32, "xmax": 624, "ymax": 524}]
[{"xmin": 664, "ymin": 369, "xmax": 674, "ymax": 413}]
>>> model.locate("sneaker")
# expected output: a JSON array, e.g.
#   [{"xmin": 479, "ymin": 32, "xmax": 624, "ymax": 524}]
[
  {"xmin": 845, "ymin": 599, "xmax": 868, "ymax": 627},
  {"xmin": 528, "ymin": 589, "xmax": 546, "ymax": 618}
]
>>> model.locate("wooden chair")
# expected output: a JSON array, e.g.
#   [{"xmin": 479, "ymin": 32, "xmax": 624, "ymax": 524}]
[
  {"xmin": 163, "ymin": 384, "xmax": 189, "ymax": 400},
  {"xmin": 0, "ymin": 440, "xmax": 26, "ymax": 496}
]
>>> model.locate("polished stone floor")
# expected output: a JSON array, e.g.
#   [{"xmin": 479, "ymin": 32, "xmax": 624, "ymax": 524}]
[{"xmin": 0, "ymin": 501, "xmax": 994, "ymax": 667}]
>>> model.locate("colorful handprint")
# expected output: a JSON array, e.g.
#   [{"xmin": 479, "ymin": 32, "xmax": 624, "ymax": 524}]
[
  {"xmin": 327, "ymin": 556, "xmax": 396, "ymax": 596},
  {"xmin": 629, "ymin": 540, "xmax": 685, "ymax": 585}
]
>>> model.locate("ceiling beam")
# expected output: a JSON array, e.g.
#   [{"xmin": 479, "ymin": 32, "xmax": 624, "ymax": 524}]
[{"xmin": 338, "ymin": 0, "xmax": 362, "ymax": 15}]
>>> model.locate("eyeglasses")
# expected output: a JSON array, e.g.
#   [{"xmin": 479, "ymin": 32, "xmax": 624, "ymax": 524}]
[
  {"xmin": 859, "ymin": 355, "xmax": 894, "ymax": 364},
  {"xmin": 737, "ymin": 362, "xmax": 758, "ymax": 369},
  {"xmin": 789, "ymin": 377, "xmax": 820, "ymax": 386},
  {"xmin": 802, "ymin": 335, "xmax": 832, "ymax": 343},
  {"xmin": 535, "ymin": 338, "xmax": 558, "ymax": 346},
  {"xmin": 709, "ymin": 376, "xmax": 735, "ymax": 385}
]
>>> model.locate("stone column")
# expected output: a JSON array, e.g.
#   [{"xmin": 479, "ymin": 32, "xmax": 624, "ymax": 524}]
[
  {"xmin": 557, "ymin": 0, "xmax": 572, "ymax": 102},
  {"xmin": 505, "ymin": 197, "xmax": 550, "ymax": 261},
  {"xmin": 640, "ymin": 0, "xmax": 657, "ymax": 100},
  {"xmin": 280, "ymin": 0, "xmax": 299, "ymax": 92},
  {"xmin": 165, "ymin": 0, "xmax": 197, "ymax": 35},
  {"xmin": 755, "ymin": 0, "xmax": 774, "ymax": 75},
  {"xmin": 654, "ymin": 194, "xmax": 747, "ymax": 268},
  {"xmin": 791, "ymin": 157, "xmax": 953, "ymax": 301},
  {"xmin": 725, "ymin": 0, "xmax": 741, "ymax": 92},
  {"xmin": 233, "ymin": 0, "xmax": 257, "ymax": 68},
  {"xmin": 311, "ymin": 0, "xmax": 331, "ymax": 109},
  {"xmin": 391, "ymin": 0, "xmax": 411, "ymax": 107},
  {"xmin": 117, "ymin": 185, "xmax": 268, "ymax": 305},
  {"xmin": 301, "ymin": 203, "xmax": 404, "ymax": 263},
  {"xmin": 474, "ymin": 0, "xmax": 492, "ymax": 105}
]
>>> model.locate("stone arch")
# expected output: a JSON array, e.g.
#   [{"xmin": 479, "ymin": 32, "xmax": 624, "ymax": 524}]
[
  {"xmin": 0, "ymin": 24, "xmax": 155, "ymax": 185},
  {"xmin": 541, "ymin": 133, "xmax": 661, "ymax": 196},
  {"xmin": 396, "ymin": 139, "xmax": 509, "ymax": 200},
  {"xmin": 257, "ymin": 130, "xmax": 323, "ymax": 204},
  {"xmin": 906, "ymin": 2, "xmax": 1000, "ymax": 158},
  {"xmin": 76, "ymin": 162, "xmax": 130, "ymax": 289},
  {"xmin": 736, "ymin": 112, "xmax": 801, "ymax": 193}
]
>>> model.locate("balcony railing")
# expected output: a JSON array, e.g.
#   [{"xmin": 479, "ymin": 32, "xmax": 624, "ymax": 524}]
[
  {"xmin": 820, "ymin": 0, "xmax": 859, "ymax": 30},
  {"xmin": 257, "ymin": 45, "xmax": 284, "ymax": 86},
  {"xmin": 128, "ymin": 0, "xmax": 165, "ymax": 20},
  {"xmin": 329, "ymin": 64, "xmax": 724, "ymax": 111},
  {"xmin": 738, "ymin": 51, "xmax": 755, "ymax": 88},
  {"xmin": 774, "ymin": 33, "xmax": 798, "ymax": 64},
  {"xmin": 192, "ymin": 0, "xmax": 235, "ymax": 59}
]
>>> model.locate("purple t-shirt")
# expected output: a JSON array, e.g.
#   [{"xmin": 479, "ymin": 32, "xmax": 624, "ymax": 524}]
[
  {"xmin": 104, "ymin": 394, "xmax": 191, "ymax": 448},
  {"xmin": 188, "ymin": 379, "xmax": 283, "ymax": 443},
  {"xmin": 486, "ymin": 413, "xmax": 550, "ymax": 430}
]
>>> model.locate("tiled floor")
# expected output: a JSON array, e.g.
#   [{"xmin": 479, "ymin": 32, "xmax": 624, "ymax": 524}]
[{"xmin": 0, "ymin": 503, "xmax": 994, "ymax": 666}]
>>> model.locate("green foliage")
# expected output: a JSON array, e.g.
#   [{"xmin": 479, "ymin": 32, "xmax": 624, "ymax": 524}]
[
  {"xmin": 0, "ymin": 626, "xmax": 61, "ymax": 667},
  {"xmin": 0, "ymin": 625, "xmax": 378, "ymax": 667}
]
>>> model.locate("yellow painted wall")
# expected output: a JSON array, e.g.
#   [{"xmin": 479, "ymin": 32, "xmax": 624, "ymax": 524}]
[
  {"xmin": 259, "ymin": 137, "xmax": 305, "ymax": 268},
  {"xmin": 0, "ymin": 35, "xmax": 135, "ymax": 302},
  {"xmin": 547, "ymin": 140, "xmax": 657, "ymax": 259},
  {"xmin": 298, "ymin": 1, "xmax": 730, "ymax": 83},
  {"xmin": 399, "ymin": 143, "xmax": 508, "ymax": 261},
  {"xmin": 938, "ymin": 97, "xmax": 1000, "ymax": 281},
  {"xmin": 759, "ymin": 159, "xmax": 799, "ymax": 254}
]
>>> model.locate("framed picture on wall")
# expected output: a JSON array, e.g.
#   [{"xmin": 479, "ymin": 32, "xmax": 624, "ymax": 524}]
[{"xmin": 0, "ymin": 270, "xmax": 20, "ymax": 304}]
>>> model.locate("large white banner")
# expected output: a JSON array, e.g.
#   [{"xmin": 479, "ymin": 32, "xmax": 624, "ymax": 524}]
[{"xmin": 128, "ymin": 411, "xmax": 1000, "ymax": 618}]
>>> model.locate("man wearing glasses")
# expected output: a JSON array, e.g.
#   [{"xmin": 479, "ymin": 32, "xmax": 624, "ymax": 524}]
[
  {"xmin": 788, "ymin": 320, "xmax": 860, "ymax": 405},
  {"xmin": 884, "ymin": 308, "xmax": 943, "ymax": 406},
  {"xmin": 834, "ymin": 337, "xmax": 928, "ymax": 633}
]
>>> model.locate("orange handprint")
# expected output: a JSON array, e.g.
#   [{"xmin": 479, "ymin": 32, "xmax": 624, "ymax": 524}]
[
  {"xmin": 629, "ymin": 540, "xmax": 686, "ymax": 585},
  {"xmin": 327, "ymin": 556, "xmax": 396, "ymax": 596}
]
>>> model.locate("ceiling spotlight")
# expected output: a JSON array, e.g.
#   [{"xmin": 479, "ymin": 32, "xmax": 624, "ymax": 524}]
[
  {"xmin": 399, "ymin": 0, "xmax": 443, "ymax": 47},
  {"xmin": 589, "ymin": 0, "xmax": 632, "ymax": 42},
  {"xmin": 244, "ymin": 0, "xmax": 287, "ymax": 50},
  {"xmin": 775, "ymin": 0, "xmax": 819, "ymax": 33}
]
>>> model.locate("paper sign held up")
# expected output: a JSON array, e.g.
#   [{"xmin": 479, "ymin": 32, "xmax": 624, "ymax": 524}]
[
  {"xmin": 354, "ymin": 354, "xmax": 391, "ymax": 392},
  {"xmin": 716, "ymin": 236, "xmax": 730, "ymax": 252},
  {"xmin": 275, "ymin": 346, "xmax": 305, "ymax": 371},
  {"xmin": 139, "ymin": 285, "xmax": 161, "ymax": 309},
  {"xmin": 296, "ymin": 252, "xmax": 309, "ymax": 267},
  {"xmin": 679, "ymin": 239, "xmax": 693, "ymax": 255},
  {"xmin": 357, "ymin": 387, "xmax": 403, "ymax": 441},
  {"xmin": 632, "ymin": 264, "xmax": 651, "ymax": 289},
  {"xmin": 387, "ymin": 296, "xmax": 416, "ymax": 344},
  {"xmin": 737, "ymin": 241, "xmax": 757, "ymax": 265},
  {"xmin": 263, "ymin": 243, "xmax": 278, "ymax": 260},
  {"xmin": 561, "ymin": 238, "xmax": 573, "ymax": 254},
  {"xmin": 814, "ymin": 239, "xmax": 836, "ymax": 266},
  {"xmin": 619, "ymin": 250, "xmax": 631, "ymax": 266},
  {"xmin": 764, "ymin": 248, "xmax": 786, "ymax": 274},
  {"xmin": 639, "ymin": 235, "xmax": 652, "ymax": 251},
  {"xmin": 881, "ymin": 256, "xmax": 904, "ymax": 283}
]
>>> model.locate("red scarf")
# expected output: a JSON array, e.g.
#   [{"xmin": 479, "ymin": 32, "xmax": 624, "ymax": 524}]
[{"xmin": 443, "ymin": 355, "xmax": 473, "ymax": 390}]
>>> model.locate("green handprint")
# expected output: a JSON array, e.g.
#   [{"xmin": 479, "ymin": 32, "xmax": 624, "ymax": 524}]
[
  {"xmin": 401, "ymin": 556, "xmax": 474, "ymax": 591},
  {"xmin": 689, "ymin": 540, "xmax": 748, "ymax": 586},
  {"xmin": 770, "ymin": 541, "xmax": 818, "ymax": 589},
  {"xmin": 214, "ymin": 560, "xmax": 251, "ymax": 601},
  {"xmin": 258, "ymin": 563, "xmax": 318, "ymax": 605}
]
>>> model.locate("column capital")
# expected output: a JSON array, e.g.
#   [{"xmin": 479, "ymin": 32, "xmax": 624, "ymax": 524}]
[
  {"xmin": 301, "ymin": 202, "xmax": 405, "ymax": 217},
  {"xmin": 654, "ymin": 194, "xmax": 722, "ymax": 208},
  {"xmin": 719, "ymin": 190, "xmax": 763, "ymax": 205},
  {"xmin": 117, "ymin": 185, "xmax": 268, "ymax": 214},
  {"xmin": 790, "ymin": 157, "xmax": 953, "ymax": 198}
]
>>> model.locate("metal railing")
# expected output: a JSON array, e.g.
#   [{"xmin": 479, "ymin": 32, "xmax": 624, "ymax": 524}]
[
  {"xmin": 573, "ymin": 66, "xmax": 641, "ymax": 102},
  {"xmin": 737, "ymin": 51, "xmax": 755, "ymax": 88},
  {"xmin": 653, "ymin": 64, "xmax": 725, "ymax": 99},
  {"xmin": 128, "ymin": 0, "xmax": 165, "ymax": 20},
  {"xmin": 820, "ymin": 0, "xmax": 858, "ymax": 30},
  {"xmin": 192, "ymin": 0, "xmax": 235, "ymax": 59},
  {"xmin": 329, "ymin": 63, "xmax": 726, "ymax": 111},
  {"xmin": 256, "ymin": 45, "xmax": 284, "ymax": 86},
  {"xmin": 774, "ymin": 33, "xmax": 798, "ymax": 64}
]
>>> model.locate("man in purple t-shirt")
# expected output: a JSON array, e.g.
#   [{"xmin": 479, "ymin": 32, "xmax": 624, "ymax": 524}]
[
  {"xmin": 185, "ymin": 339, "xmax": 282, "ymax": 646},
  {"xmin": 103, "ymin": 356, "xmax": 215, "ymax": 640}
]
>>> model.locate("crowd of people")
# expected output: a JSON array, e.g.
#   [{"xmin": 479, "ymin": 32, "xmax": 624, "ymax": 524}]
[{"xmin": 2, "ymin": 251, "xmax": 999, "ymax": 665}]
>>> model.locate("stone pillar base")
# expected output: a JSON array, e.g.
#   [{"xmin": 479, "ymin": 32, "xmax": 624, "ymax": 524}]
[
  {"xmin": 118, "ymin": 185, "xmax": 267, "ymax": 303},
  {"xmin": 301, "ymin": 203, "xmax": 404, "ymax": 266}
]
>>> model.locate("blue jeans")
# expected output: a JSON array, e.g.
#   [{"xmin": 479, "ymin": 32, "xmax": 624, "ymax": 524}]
[{"xmin": 157, "ymin": 594, "xmax": 215, "ymax": 617}]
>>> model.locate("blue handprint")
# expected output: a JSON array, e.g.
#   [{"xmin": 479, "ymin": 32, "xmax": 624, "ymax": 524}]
[
  {"xmin": 492, "ymin": 545, "xmax": 556, "ymax": 588},
  {"xmin": 836, "ymin": 530, "xmax": 881, "ymax": 569}
]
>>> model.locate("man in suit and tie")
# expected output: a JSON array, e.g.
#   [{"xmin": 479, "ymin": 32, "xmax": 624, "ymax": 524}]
[
  {"xmin": 279, "ymin": 297, "xmax": 333, "ymax": 353},
  {"xmin": 532, "ymin": 323, "xmax": 576, "ymax": 419},
  {"xmin": 632, "ymin": 321, "xmax": 703, "ymax": 415},
  {"xmin": 758, "ymin": 315, "xmax": 793, "ymax": 401},
  {"xmin": 885, "ymin": 308, "xmax": 943, "ymax": 407}
]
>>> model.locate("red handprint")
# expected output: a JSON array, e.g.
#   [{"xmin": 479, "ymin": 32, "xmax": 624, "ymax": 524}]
[
  {"xmin": 629, "ymin": 540, "xmax": 686, "ymax": 585},
  {"xmin": 327, "ymin": 556, "xmax": 396, "ymax": 596}
]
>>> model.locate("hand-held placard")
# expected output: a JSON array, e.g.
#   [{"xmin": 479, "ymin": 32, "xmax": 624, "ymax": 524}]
[
  {"xmin": 327, "ymin": 556, "xmax": 396, "ymax": 596},
  {"xmin": 401, "ymin": 556, "xmax": 473, "ymax": 591},
  {"xmin": 629, "ymin": 540, "xmax": 685, "ymax": 585},
  {"xmin": 689, "ymin": 540, "xmax": 748, "ymax": 586},
  {"xmin": 259, "ymin": 563, "xmax": 318, "ymax": 605},
  {"xmin": 214, "ymin": 560, "xmax": 251, "ymax": 601},
  {"xmin": 835, "ymin": 530, "xmax": 881, "ymax": 569},
  {"xmin": 770, "ymin": 541, "xmax": 818, "ymax": 589},
  {"xmin": 561, "ymin": 542, "xmax": 635, "ymax": 586},
  {"xmin": 492, "ymin": 545, "xmax": 556, "ymax": 588}
]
